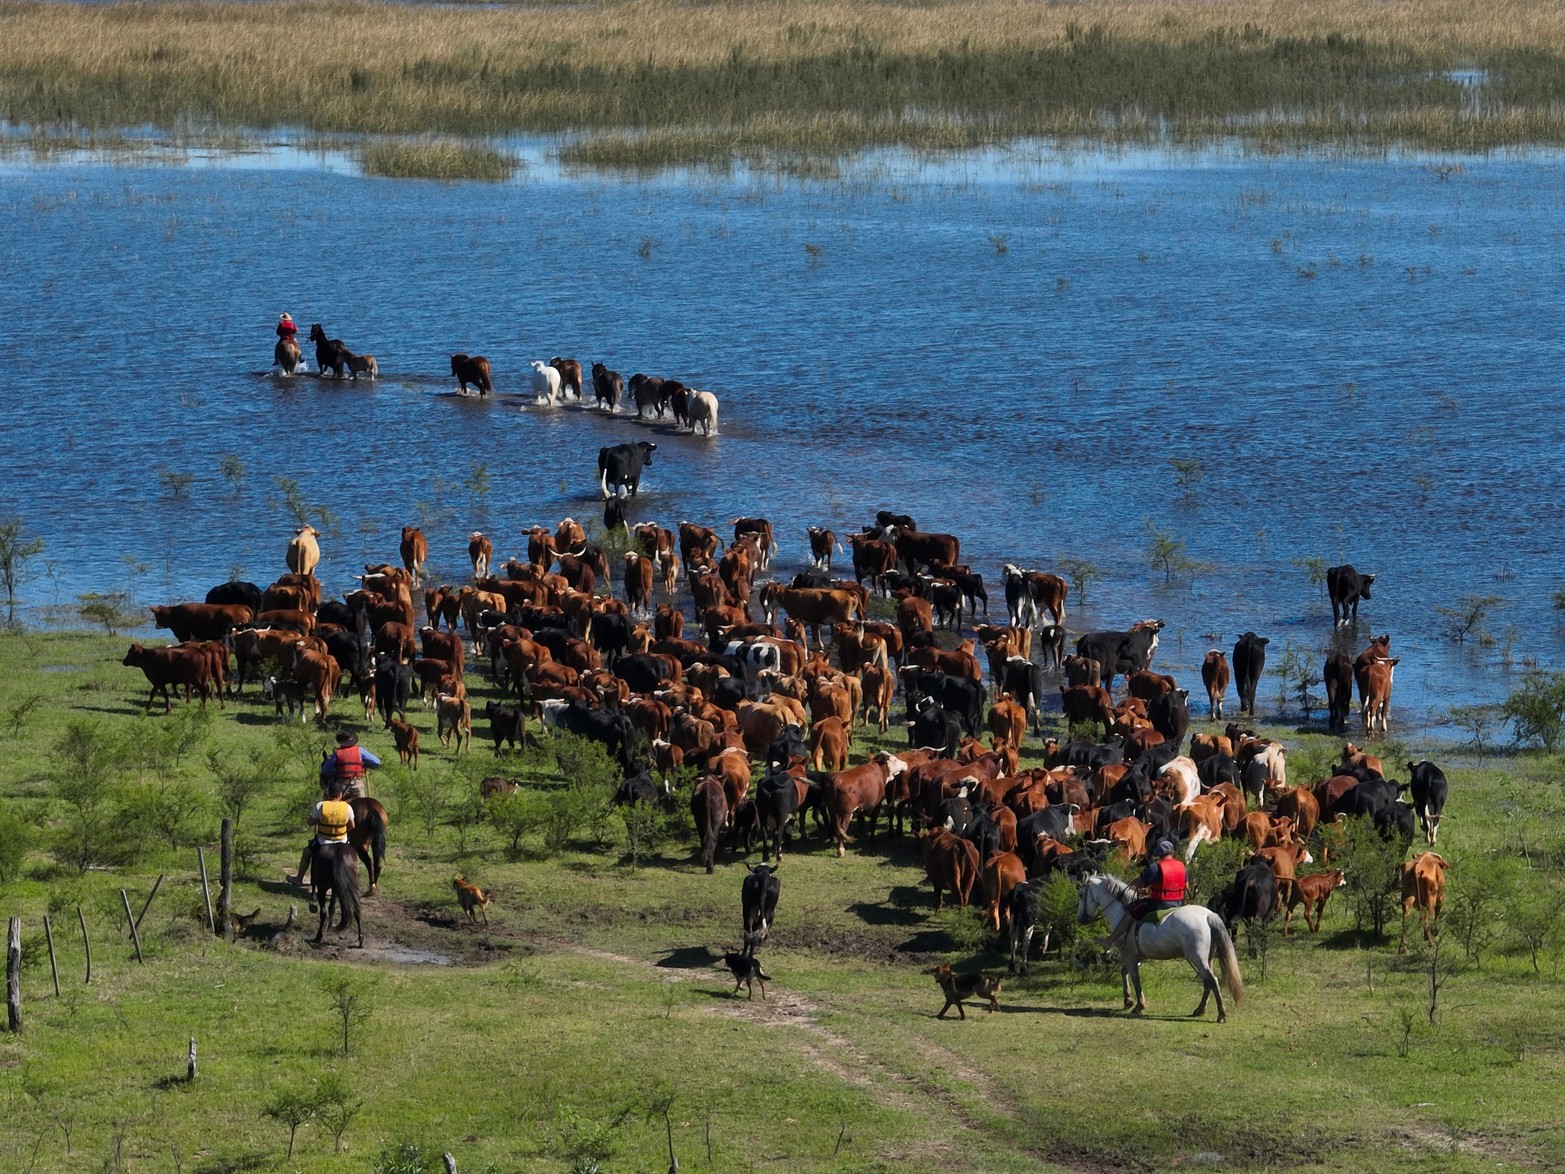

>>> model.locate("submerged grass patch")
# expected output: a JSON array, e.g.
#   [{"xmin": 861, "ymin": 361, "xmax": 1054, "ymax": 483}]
[
  {"xmin": 6, "ymin": 1, "xmax": 1565, "ymax": 163},
  {"xmin": 358, "ymin": 138, "xmax": 518, "ymax": 180}
]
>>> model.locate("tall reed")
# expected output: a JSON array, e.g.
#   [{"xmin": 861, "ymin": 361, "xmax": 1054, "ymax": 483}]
[{"xmin": 3, "ymin": 1, "xmax": 1565, "ymax": 160}]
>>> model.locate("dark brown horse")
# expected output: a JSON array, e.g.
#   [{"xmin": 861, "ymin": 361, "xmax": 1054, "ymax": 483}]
[
  {"xmin": 309, "ymin": 324, "xmax": 351, "ymax": 378},
  {"xmin": 349, "ymin": 796, "xmax": 389, "ymax": 895},
  {"xmin": 451, "ymin": 353, "xmax": 493, "ymax": 397},
  {"xmin": 311, "ymin": 841, "xmax": 363, "ymax": 947},
  {"xmin": 274, "ymin": 338, "xmax": 303, "ymax": 375}
]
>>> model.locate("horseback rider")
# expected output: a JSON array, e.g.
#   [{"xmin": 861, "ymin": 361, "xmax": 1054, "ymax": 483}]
[
  {"xmin": 287, "ymin": 776, "xmax": 356, "ymax": 890},
  {"xmin": 319, "ymin": 729, "xmax": 380, "ymax": 799},
  {"xmin": 1100, "ymin": 839, "xmax": 1186, "ymax": 950},
  {"xmin": 276, "ymin": 312, "xmax": 298, "ymax": 345}
]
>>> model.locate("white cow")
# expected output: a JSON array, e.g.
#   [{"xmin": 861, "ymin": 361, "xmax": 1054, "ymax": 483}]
[{"xmin": 531, "ymin": 360, "xmax": 562, "ymax": 406}]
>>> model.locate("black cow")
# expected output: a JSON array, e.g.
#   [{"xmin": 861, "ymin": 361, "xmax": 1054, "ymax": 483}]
[
  {"xmin": 598, "ymin": 441, "xmax": 657, "ymax": 499},
  {"xmin": 999, "ymin": 656, "xmax": 1047, "ymax": 733},
  {"xmin": 1038, "ymin": 623, "xmax": 1067, "ymax": 669},
  {"xmin": 1232, "ymin": 633, "xmax": 1269, "ymax": 717},
  {"xmin": 1324, "ymin": 652, "xmax": 1354, "ymax": 732},
  {"xmin": 374, "ymin": 660, "xmax": 413, "ymax": 728},
  {"xmin": 938, "ymin": 795, "xmax": 973, "ymax": 836},
  {"xmin": 1347, "ymin": 776, "xmax": 1409, "ymax": 823},
  {"xmin": 485, "ymin": 702, "xmax": 526, "ymax": 754},
  {"xmin": 1376, "ymin": 799, "xmax": 1416, "ymax": 847},
  {"xmin": 963, "ymin": 806, "xmax": 1002, "ymax": 868},
  {"xmin": 1074, "ymin": 624, "xmax": 1163, "ymax": 692},
  {"xmin": 1007, "ymin": 878, "xmax": 1045, "ymax": 974},
  {"xmin": 901, "ymin": 667, "xmax": 983, "ymax": 736},
  {"xmin": 1016, "ymin": 807, "xmax": 1077, "ymax": 873},
  {"xmin": 592, "ymin": 362, "xmax": 624, "ymax": 412},
  {"xmin": 907, "ymin": 696, "xmax": 961, "ymax": 758},
  {"xmin": 875, "ymin": 510, "xmax": 917, "ymax": 532},
  {"xmin": 756, "ymin": 769, "xmax": 803, "ymax": 861},
  {"xmin": 204, "ymin": 580, "xmax": 263, "ymax": 615},
  {"xmin": 766, "ymin": 729, "xmax": 809, "ymax": 773},
  {"xmin": 741, "ymin": 864, "xmax": 781, "ymax": 950},
  {"xmin": 321, "ymin": 630, "xmax": 373, "ymax": 691},
  {"xmin": 1148, "ymin": 688, "xmax": 1189, "ymax": 754},
  {"xmin": 1197, "ymin": 751, "xmax": 1241, "ymax": 791},
  {"xmin": 545, "ymin": 700, "xmax": 639, "ymax": 774},
  {"xmin": 1046, "ymin": 738, "xmax": 1124, "ymax": 774},
  {"xmin": 1216, "ymin": 862, "xmax": 1279, "ymax": 929},
  {"xmin": 602, "ymin": 495, "xmax": 628, "ymax": 535},
  {"xmin": 791, "ymin": 568, "xmax": 834, "ymax": 589},
  {"xmin": 589, "ymin": 613, "xmax": 631, "ymax": 665},
  {"xmin": 1408, "ymin": 760, "xmax": 1449, "ymax": 846},
  {"xmin": 614, "ymin": 771, "xmax": 661, "ymax": 805},
  {"xmin": 616, "ymin": 653, "xmax": 679, "ymax": 695},
  {"xmin": 1326, "ymin": 564, "xmax": 1375, "ymax": 626}
]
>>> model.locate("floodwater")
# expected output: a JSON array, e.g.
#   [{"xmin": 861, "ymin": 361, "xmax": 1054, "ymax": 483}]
[{"xmin": 2, "ymin": 136, "xmax": 1563, "ymax": 736}]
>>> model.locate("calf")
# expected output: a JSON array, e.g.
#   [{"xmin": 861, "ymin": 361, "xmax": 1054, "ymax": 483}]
[
  {"xmin": 389, "ymin": 718, "xmax": 420, "ymax": 769},
  {"xmin": 486, "ymin": 702, "xmax": 526, "ymax": 755},
  {"xmin": 1399, "ymin": 852, "xmax": 1449, "ymax": 950},
  {"xmin": 1201, "ymin": 650, "xmax": 1229, "ymax": 720},
  {"xmin": 1284, "ymin": 869, "xmax": 1345, "ymax": 934},
  {"xmin": 436, "ymin": 693, "xmax": 472, "ymax": 752},
  {"xmin": 1407, "ymin": 760, "xmax": 1449, "ymax": 845},
  {"xmin": 920, "ymin": 828, "xmax": 981, "ymax": 911}
]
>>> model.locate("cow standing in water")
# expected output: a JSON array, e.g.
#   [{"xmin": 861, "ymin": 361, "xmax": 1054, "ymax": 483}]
[
  {"xmin": 1327, "ymin": 564, "xmax": 1375, "ymax": 626},
  {"xmin": 1232, "ymin": 633, "xmax": 1268, "ymax": 717}
]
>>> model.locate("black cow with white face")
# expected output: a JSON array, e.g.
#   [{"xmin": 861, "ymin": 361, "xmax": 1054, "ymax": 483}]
[
  {"xmin": 1407, "ymin": 760, "xmax": 1449, "ymax": 846},
  {"xmin": 598, "ymin": 441, "xmax": 657, "ymax": 499},
  {"xmin": 1326, "ymin": 564, "xmax": 1375, "ymax": 626},
  {"xmin": 1232, "ymin": 632, "xmax": 1269, "ymax": 717},
  {"xmin": 901, "ymin": 667, "xmax": 983, "ymax": 737},
  {"xmin": 907, "ymin": 695, "xmax": 961, "ymax": 757}
]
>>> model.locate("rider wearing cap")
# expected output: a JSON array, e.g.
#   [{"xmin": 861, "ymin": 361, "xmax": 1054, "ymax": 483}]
[
  {"xmin": 320, "ymin": 729, "xmax": 380, "ymax": 799},
  {"xmin": 1101, "ymin": 839, "xmax": 1186, "ymax": 949},
  {"xmin": 287, "ymin": 776, "xmax": 356, "ymax": 890}
]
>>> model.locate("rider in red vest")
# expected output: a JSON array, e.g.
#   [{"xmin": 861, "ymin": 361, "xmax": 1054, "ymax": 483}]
[
  {"xmin": 1101, "ymin": 839, "xmax": 1186, "ymax": 950},
  {"xmin": 276, "ymin": 312, "xmax": 298, "ymax": 344}
]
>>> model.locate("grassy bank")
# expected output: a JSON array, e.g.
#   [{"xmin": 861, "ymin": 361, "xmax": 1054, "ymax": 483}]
[
  {"xmin": 6, "ymin": 1, "xmax": 1565, "ymax": 163},
  {"xmin": 358, "ymin": 139, "xmax": 519, "ymax": 180},
  {"xmin": 2, "ymin": 629, "xmax": 1565, "ymax": 1170}
]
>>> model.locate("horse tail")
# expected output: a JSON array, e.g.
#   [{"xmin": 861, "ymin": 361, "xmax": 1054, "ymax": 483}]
[
  {"xmin": 1209, "ymin": 911, "xmax": 1244, "ymax": 1006},
  {"xmin": 331, "ymin": 846, "xmax": 361, "ymax": 932}
]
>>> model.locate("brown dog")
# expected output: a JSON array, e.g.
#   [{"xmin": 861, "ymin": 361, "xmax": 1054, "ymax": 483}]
[
  {"xmin": 389, "ymin": 718, "xmax": 420, "ymax": 770},
  {"xmin": 932, "ymin": 963, "xmax": 1002, "ymax": 1020},
  {"xmin": 452, "ymin": 875, "xmax": 493, "ymax": 926}
]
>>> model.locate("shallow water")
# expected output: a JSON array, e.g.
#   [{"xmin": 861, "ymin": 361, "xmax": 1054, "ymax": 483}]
[{"xmin": 2, "ymin": 137, "xmax": 1561, "ymax": 737}]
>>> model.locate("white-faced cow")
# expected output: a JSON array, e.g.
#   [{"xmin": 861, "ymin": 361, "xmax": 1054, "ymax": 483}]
[
  {"xmin": 1232, "ymin": 632, "xmax": 1269, "ymax": 717},
  {"xmin": 599, "ymin": 442, "xmax": 657, "ymax": 499},
  {"xmin": 1327, "ymin": 564, "xmax": 1375, "ymax": 627}
]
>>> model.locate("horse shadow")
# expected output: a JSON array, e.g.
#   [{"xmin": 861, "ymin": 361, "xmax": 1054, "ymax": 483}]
[{"xmin": 657, "ymin": 945, "xmax": 720, "ymax": 969}]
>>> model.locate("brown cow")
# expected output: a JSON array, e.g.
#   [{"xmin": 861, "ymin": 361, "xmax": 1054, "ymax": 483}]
[
  {"xmin": 987, "ymin": 695, "xmax": 1026, "ymax": 751},
  {"xmin": 1272, "ymin": 785, "xmax": 1320, "ymax": 840},
  {"xmin": 809, "ymin": 715, "xmax": 849, "ymax": 773},
  {"xmin": 390, "ymin": 718, "xmax": 421, "ymax": 769},
  {"xmin": 436, "ymin": 693, "xmax": 472, "ymax": 752},
  {"xmin": 623, "ymin": 552, "xmax": 655, "ymax": 617},
  {"xmin": 894, "ymin": 530, "xmax": 960, "ymax": 574},
  {"xmin": 1062, "ymin": 655, "xmax": 1101, "ymax": 688},
  {"xmin": 1060, "ymin": 685, "xmax": 1114, "ymax": 736},
  {"xmin": 400, "ymin": 526, "xmax": 429, "ymax": 584},
  {"xmin": 1201, "ymin": 650, "xmax": 1230, "ymax": 720},
  {"xmin": 982, "ymin": 850, "xmax": 1028, "ymax": 933},
  {"xmin": 1399, "ymin": 853, "xmax": 1449, "ymax": 950},
  {"xmin": 807, "ymin": 526, "xmax": 842, "ymax": 571},
  {"xmin": 678, "ymin": 521, "xmax": 723, "ymax": 570},
  {"xmin": 692, "ymin": 775, "xmax": 729, "ymax": 873},
  {"xmin": 825, "ymin": 752, "xmax": 908, "ymax": 857},
  {"xmin": 920, "ymin": 827, "xmax": 981, "ymax": 911},
  {"xmin": 1105, "ymin": 816, "xmax": 1149, "ymax": 863},
  {"xmin": 758, "ymin": 584, "xmax": 861, "ymax": 647},
  {"xmin": 1252, "ymin": 841, "xmax": 1311, "ymax": 911},
  {"xmin": 468, "ymin": 531, "xmax": 493, "ymax": 581},
  {"xmin": 847, "ymin": 533, "xmax": 899, "ymax": 594},
  {"xmin": 149, "ymin": 602, "xmax": 253, "ymax": 643},
  {"xmin": 122, "ymin": 643, "xmax": 217, "ymax": 712},
  {"xmin": 1357, "ymin": 656, "xmax": 1399, "ymax": 734},
  {"xmin": 731, "ymin": 517, "xmax": 777, "ymax": 571},
  {"xmin": 1285, "ymin": 869, "xmax": 1345, "ymax": 934},
  {"xmin": 861, "ymin": 663, "xmax": 897, "ymax": 734}
]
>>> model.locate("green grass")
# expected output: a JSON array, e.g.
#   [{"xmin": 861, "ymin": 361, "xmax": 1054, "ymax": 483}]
[
  {"xmin": 2, "ymin": 629, "xmax": 1565, "ymax": 1170},
  {"xmin": 358, "ymin": 140, "xmax": 519, "ymax": 181}
]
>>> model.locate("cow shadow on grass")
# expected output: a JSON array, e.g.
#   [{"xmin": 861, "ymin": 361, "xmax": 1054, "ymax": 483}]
[
  {"xmin": 75, "ymin": 703, "xmax": 151, "ymax": 718},
  {"xmin": 848, "ymin": 885, "xmax": 925, "ymax": 927}
]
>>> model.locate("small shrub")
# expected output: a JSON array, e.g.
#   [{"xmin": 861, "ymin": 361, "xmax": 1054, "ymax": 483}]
[
  {"xmin": 1503, "ymin": 672, "xmax": 1565, "ymax": 752},
  {"xmin": 1337, "ymin": 817, "xmax": 1405, "ymax": 941},
  {"xmin": 0, "ymin": 806, "xmax": 34, "ymax": 881},
  {"xmin": 360, "ymin": 139, "xmax": 518, "ymax": 180},
  {"xmin": 373, "ymin": 1141, "xmax": 432, "ymax": 1174}
]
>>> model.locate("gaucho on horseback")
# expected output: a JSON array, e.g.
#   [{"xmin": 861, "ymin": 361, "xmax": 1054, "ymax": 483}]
[
  {"xmin": 288, "ymin": 776, "xmax": 356, "ymax": 896},
  {"xmin": 319, "ymin": 729, "xmax": 380, "ymax": 799},
  {"xmin": 1100, "ymin": 839, "xmax": 1185, "ymax": 950}
]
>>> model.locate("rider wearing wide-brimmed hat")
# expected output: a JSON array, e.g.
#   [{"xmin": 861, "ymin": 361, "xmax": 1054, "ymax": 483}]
[
  {"xmin": 276, "ymin": 312, "xmax": 298, "ymax": 344},
  {"xmin": 319, "ymin": 729, "xmax": 380, "ymax": 800},
  {"xmin": 1100, "ymin": 839, "xmax": 1186, "ymax": 950}
]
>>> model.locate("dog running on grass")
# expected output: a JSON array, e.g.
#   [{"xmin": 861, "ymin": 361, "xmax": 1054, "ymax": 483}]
[
  {"xmin": 722, "ymin": 951, "xmax": 774, "ymax": 1001},
  {"xmin": 932, "ymin": 963, "xmax": 1002, "ymax": 1020},
  {"xmin": 452, "ymin": 875, "xmax": 493, "ymax": 926}
]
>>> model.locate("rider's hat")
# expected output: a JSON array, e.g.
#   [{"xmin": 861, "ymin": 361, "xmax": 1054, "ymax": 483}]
[
  {"xmin": 279, "ymin": 312, "xmax": 292, "ymax": 322},
  {"xmin": 1153, "ymin": 840, "xmax": 1175, "ymax": 858},
  {"xmin": 335, "ymin": 730, "xmax": 358, "ymax": 748}
]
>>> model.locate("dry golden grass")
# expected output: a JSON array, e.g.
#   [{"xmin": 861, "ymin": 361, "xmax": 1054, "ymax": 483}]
[{"xmin": 4, "ymin": 1, "xmax": 1565, "ymax": 157}]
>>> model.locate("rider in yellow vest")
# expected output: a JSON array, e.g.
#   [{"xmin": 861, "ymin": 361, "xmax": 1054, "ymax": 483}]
[
  {"xmin": 287, "ymin": 777, "xmax": 356, "ymax": 889},
  {"xmin": 1101, "ymin": 839, "xmax": 1186, "ymax": 949}
]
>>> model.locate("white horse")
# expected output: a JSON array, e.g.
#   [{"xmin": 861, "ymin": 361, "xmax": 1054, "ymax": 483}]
[
  {"xmin": 1076, "ymin": 873, "xmax": 1243, "ymax": 1022},
  {"xmin": 688, "ymin": 389, "xmax": 718, "ymax": 436},
  {"xmin": 530, "ymin": 360, "xmax": 562, "ymax": 406}
]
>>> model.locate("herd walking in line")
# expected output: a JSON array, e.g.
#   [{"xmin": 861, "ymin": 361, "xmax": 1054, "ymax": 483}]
[{"xmin": 123, "ymin": 470, "xmax": 1448, "ymax": 1019}]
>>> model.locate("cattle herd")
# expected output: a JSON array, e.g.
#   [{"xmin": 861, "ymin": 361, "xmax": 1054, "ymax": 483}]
[{"xmin": 121, "ymin": 507, "xmax": 1451, "ymax": 996}]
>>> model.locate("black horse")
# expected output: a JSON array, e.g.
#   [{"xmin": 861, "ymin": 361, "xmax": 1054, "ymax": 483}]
[
  {"xmin": 309, "ymin": 324, "xmax": 351, "ymax": 379},
  {"xmin": 311, "ymin": 841, "xmax": 364, "ymax": 947}
]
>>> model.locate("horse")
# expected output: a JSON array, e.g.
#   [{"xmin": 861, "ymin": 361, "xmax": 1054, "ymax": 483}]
[
  {"xmin": 1076, "ymin": 872, "xmax": 1243, "ymax": 1022},
  {"xmin": 309, "ymin": 324, "xmax": 351, "ymax": 378},
  {"xmin": 349, "ymin": 796, "xmax": 389, "ymax": 895},
  {"xmin": 310, "ymin": 841, "xmax": 363, "ymax": 947},
  {"xmin": 274, "ymin": 337, "xmax": 303, "ymax": 375}
]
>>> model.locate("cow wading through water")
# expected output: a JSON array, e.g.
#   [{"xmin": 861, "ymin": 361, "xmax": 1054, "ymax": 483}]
[{"xmin": 599, "ymin": 442, "xmax": 657, "ymax": 499}]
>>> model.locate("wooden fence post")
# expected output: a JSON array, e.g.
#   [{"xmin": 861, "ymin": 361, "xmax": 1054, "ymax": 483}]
[
  {"xmin": 198, "ymin": 846, "xmax": 215, "ymax": 934},
  {"xmin": 43, "ymin": 915, "xmax": 59, "ymax": 998},
  {"xmin": 218, "ymin": 819, "xmax": 234, "ymax": 941},
  {"xmin": 443, "ymin": 1154, "xmax": 458, "ymax": 1174},
  {"xmin": 6, "ymin": 916, "xmax": 20, "ymax": 1033},
  {"xmin": 187, "ymin": 1037, "xmax": 197, "ymax": 1082},
  {"xmin": 134, "ymin": 874, "xmax": 164, "ymax": 934},
  {"xmin": 121, "ymin": 890, "xmax": 143, "ymax": 964},
  {"xmin": 77, "ymin": 905, "xmax": 91, "ymax": 985}
]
